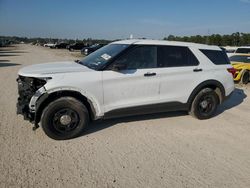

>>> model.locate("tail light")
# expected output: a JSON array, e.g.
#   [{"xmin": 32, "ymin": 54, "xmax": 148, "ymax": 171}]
[{"xmin": 227, "ymin": 68, "xmax": 237, "ymax": 78}]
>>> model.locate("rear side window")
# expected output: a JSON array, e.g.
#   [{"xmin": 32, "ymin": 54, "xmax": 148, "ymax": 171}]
[
  {"xmin": 158, "ymin": 46, "xmax": 199, "ymax": 68},
  {"xmin": 200, "ymin": 49, "xmax": 230, "ymax": 65},
  {"xmin": 235, "ymin": 48, "xmax": 250, "ymax": 54}
]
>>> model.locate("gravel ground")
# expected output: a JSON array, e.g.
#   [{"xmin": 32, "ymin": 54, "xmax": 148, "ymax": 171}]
[{"xmin": 0, "ymin": 44, "xmax": 250, "ymax": 188}]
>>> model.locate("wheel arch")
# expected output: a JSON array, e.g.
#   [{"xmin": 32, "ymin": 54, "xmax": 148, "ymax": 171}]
[
  {"xmin": 35, "ymin": 89, "xmax": 101, "ymax": 125},
  {"xmin": 187, "ymin": 80, "xmax": 226, "ymax": 109}
]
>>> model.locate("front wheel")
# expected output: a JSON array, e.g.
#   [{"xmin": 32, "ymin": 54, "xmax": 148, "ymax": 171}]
[
  {"xmin": 189, "ymin": 88, "xmax": 219, "ymax": 120},
  {"xmin": 41, "ymin": 97, "xmax": 89, "ymax": 140}
]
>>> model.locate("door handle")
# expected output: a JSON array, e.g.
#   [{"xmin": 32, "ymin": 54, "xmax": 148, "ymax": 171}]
[
  {"xmin": 193, "ymin": 68, "xmax": 203, "ymax": 72},
  {"xmin": 144, "ymin": 72, "xmax": 157, "ymax": 77}
]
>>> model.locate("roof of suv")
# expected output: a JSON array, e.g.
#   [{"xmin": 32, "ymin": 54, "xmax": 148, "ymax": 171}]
[{"xmin": 112, "ymin": 39, "xmax": 221, "ymax": 50}]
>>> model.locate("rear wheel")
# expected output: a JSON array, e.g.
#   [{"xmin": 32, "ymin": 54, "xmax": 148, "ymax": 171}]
[
  {"xmin": 41, "ymin": 97, "xmax": 89, "ymax": 140},
  {"xmin": 241, "ymin": 71, "xmax": 249, "ymax": 85},
  {"xmin": 189, "ymin": 88, "xmax": 219, "ymax": 120}
]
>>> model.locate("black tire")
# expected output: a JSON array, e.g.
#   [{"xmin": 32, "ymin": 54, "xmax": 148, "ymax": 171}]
[
  {"xmin": 41, "ymin": 97, "xmax": 89, "ymax": 140},
  {"xmin": 189, "ymin": 88, "xmax": 219, "ymax": 120},
  {"xmin": 240, "ymin": 71, "xmax": 249, "ymax": 85}
]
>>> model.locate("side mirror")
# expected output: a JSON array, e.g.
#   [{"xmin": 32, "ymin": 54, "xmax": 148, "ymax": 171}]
[{"xmin": 112, "ymin": 63, "xmax": 127, "ymax": 71}]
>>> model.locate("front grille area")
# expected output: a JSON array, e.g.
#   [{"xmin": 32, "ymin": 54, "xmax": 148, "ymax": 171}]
[{"xmin": 16, "ymin": 76, "xmax": 37, "ymax": 121}]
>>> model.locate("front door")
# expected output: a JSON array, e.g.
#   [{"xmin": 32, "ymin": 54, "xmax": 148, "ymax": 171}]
[{"xmin": 102, "ymin": 45, "xmax": 160, "ymax": 113}]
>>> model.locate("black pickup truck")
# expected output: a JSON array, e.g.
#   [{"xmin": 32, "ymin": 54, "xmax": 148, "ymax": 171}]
[{"xmin": 66, "ymin": 43, "xmax": 87, "ymax": 51}]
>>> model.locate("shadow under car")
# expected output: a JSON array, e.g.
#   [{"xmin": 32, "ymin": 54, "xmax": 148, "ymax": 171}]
[{"xmin": 82, "ymin": 88, "xmax": 247, "ymax": 136}]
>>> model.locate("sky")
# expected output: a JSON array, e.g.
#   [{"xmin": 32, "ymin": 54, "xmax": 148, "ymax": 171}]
[{"xmin": 0, "ymin": 0, "xmax": 250, "ymax": 40}]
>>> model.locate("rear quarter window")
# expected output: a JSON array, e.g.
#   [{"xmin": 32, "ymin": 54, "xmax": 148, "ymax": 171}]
[{"xmin": 200, "ymin": 49, "xmax": 230, "ymax": 65}]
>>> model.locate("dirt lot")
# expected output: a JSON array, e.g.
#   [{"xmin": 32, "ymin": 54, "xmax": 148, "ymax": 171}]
[{"xmin": 0, "ymin": 44, "xmax": 250, "ymax": 188}]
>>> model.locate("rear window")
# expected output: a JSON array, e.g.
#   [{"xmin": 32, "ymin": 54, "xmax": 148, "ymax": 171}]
[
  {"xmin": 200, "ymin": 49, "xmax": 230, "ymax": 65},
  {"xmin": 235, "ymin": 48, "xmax": 250, "ymax": 54}
]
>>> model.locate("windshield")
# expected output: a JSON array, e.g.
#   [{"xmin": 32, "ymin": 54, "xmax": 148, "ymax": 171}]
[
  {"xmin": 79, "ymin": 44, "xmax": 129, "ymax": 70},
  {"xmin": 229, "ymin": 55, "xmax": 250, "ymax": 63}
]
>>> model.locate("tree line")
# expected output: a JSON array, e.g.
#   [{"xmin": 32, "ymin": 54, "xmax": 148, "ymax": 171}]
[
  {"xmin": 0, "ymin": 36, "xmax": 112, "ymax": 46},
  {"xmin": 164, "ymin": 32, "xmax": 250, "ymax": 46},
  {"xmin": 1, "ymin": 32, "xmax": 250, "ymax": 47}
]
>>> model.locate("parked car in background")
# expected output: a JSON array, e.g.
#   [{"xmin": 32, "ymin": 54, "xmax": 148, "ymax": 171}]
[
  {"xmin": 44, "ymin": 43, "xmax": 56, "ymax": 48},
  {"xmin": 0, "ymin": 40, "xmax": 6, "ymax": 47},
  {"xmin": 229, "ymin": 54, "xmax": 250, "ymax": 84},
  {"xmin": 223, "ymin": 46, "xmax": 237, "ymax": 57},
  {"xmin": 66, "ymin": 43, "xmax": 86, "ymax": 51},
  {"xmin": 51, "ymin": 42, "xmax": 69, "ymax": 49},
  {"xmin": 81, "ymin": 43, "xmax": 107, "ymax": 55},
  {"xmin": 235, "ymin": 47, "xmax": 250, "ymax": 54},
  {"xmin": 0, "ymin": 40, "xmax": 14, "ymax": 47},
  {"xmin": 17, "ymin": 39, "xmax": 235, "ymax": 140}
]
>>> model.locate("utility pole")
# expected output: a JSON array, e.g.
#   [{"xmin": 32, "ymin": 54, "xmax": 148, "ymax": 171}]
[{"xmin": 206, "ymin": 29, "xmax": 210, "ymax": 45}]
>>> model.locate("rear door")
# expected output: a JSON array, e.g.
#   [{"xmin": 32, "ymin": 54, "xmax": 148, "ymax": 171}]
[{"xmin": 157, "ymin": 45, "xmax": 203, "ymax": 104}]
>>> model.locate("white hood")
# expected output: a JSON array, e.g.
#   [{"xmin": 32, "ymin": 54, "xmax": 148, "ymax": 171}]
[{"xmin": 18, "ymin": 61, "xmax": 93, "ymax": 77}]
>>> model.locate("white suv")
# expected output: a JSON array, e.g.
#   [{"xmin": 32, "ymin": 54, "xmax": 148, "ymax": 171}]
[{"xmin": 17, "ymin": 39, "xmax": 235, "ymax": 139}]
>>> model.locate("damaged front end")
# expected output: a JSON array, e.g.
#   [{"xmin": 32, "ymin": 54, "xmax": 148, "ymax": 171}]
[{"xmin": 17, "ymin": 76, "xmax": 49, "ymax": 128}]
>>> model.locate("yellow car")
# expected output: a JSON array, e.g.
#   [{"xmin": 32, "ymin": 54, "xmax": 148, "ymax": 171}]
[{"xmin": 229, "ymin": 54, "xmax": 250, "ymax": 84}]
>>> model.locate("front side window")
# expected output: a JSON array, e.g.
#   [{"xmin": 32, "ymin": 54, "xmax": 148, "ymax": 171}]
[
  {"xmin": 158, "ymin": 46, "xmax": 199, "ymax": 67},
  {"xmin": 113, "ymin": 46, "xmax": 157, "ymax": 69}
]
